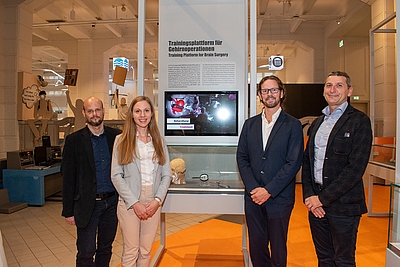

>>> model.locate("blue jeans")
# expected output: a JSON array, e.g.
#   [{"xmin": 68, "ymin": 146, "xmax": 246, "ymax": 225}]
[
  {"xmin": 308, "ymin": 211, "xmax": 361, "ymax": 267},
  {"xmin": 76, "ymin": 194, "xmax": 118, "ymax": 267}
]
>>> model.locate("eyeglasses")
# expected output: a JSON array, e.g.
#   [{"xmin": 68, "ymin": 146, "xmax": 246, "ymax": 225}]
[{"xmin": 260, "ymin": 88, "xmax": 280, "ymax": 95}]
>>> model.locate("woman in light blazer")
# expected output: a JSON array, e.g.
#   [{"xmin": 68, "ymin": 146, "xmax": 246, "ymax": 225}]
[{"xmin": 111, "ymin": 96, "xmax": 172, "ymax": 267}]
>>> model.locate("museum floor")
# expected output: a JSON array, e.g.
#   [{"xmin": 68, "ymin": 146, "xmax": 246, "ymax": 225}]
[{"xmin": 0, "ymin": 184, "xmax": 389, "ymax": 267}]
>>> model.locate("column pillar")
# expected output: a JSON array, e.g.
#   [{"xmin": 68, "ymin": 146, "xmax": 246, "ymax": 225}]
[
  {"xmin": 0, "ymin": 2, "xmax": 31, "ymax": 157},
  {"xmin": 371, "ymin": 0, "xmax": 396, "ymax": 136}
]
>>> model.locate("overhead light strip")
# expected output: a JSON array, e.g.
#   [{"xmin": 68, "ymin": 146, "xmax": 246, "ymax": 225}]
[
  {"xmin": 44, "ymin": 69, "xmax": 65, "ymax": 80},
  {"xmin": 32, "ymin": 18, "xmax": 158, "ymax": 28}
]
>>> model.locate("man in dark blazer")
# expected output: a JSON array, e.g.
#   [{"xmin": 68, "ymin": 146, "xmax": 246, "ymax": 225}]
[
  {"xmin": 237, "ymin": 75, "xmax": 303, "ymax": 267},
  {"xmin": 62, "ymin": 96, "xmax": 121, "ymax": 267},
  {"xmin": 302, "ymin": 71, "xmax": 372, "ymax": 266}
]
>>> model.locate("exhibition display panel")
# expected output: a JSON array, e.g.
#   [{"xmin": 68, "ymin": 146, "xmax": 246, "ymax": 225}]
[{"xmin": 156, "ymin": 0, "xmax": 249, "ymax": 263}]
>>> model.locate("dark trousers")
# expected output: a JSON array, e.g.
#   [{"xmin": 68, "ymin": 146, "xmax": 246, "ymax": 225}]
[
  {"xmin": 76, "ymin": 194, "xmax": 118, "ymax": 267},
  {"xmin": 245, "ymin": 195, "xmax": 293, "ymax": 267},
  {"xmin": 308, "ymin": 211, "xmax": 361, "ymax": 267}
]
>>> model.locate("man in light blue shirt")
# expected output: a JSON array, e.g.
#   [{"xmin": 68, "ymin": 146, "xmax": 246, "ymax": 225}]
[
  {"xmin": 314, "ymin": 101, "xmax": 348, "ymax": 185},
  {"xmin": 302, "ymin": 71, "xmax": 372, "ymax": 266}
]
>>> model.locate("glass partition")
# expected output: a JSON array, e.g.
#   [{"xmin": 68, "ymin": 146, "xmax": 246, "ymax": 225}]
[
  {"xmin": 388, "ymin": 183, "xmax": 400, "ymax": 257},
  {"xmin": 168, "ymin": 145, "xmax": 239, "ymax": 183}
]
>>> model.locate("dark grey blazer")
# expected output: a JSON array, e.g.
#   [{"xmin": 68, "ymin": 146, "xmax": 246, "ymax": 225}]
[
  {"xmin": 237, "ymin": 110, "xmax": 304, "ymax": 206},
  {"xmin": 61, "ymin": 126, "xmax": 121, "ymax": 228},
  {"xmin": 302, "ymin": 105, "xmax": 372, "ymax": 216}
]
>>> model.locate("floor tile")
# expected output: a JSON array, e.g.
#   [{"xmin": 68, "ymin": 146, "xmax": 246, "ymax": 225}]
[{"xmin": 0, "ymin": 184, "xmax": 388, "ymax": 266}]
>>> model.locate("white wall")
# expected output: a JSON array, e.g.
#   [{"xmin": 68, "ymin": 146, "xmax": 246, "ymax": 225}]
[
  {"xmin": 285, "ymin": 45, "xmax": 314, "ymax": 83},
  {"xmin": 371, "ymin": 0, "xmax": 396, "ymax": 137}
]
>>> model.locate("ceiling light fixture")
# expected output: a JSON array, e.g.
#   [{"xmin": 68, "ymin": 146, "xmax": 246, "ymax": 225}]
[
  {"xmin": 337, "ymin": 20, "xmax": 341, "ymax": 25},
  {"xmin": 121, "ymin": 5, "xmax": 126, "ymax": 12},
  {"xmin": 56, "ymin": 26, "xmax": 59, "ymax": 30}
]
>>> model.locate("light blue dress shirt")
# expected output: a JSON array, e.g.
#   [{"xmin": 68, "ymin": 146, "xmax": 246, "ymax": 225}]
[{"xmin": 313, "ymin": 102, "xmax": 348, "ymax": 185}]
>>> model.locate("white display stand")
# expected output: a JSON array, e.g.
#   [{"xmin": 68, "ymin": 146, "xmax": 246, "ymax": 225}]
[
  {"xmin": 386, "ymin": 248, "xmax": 400, "ymax": 267},
  {"xmin": 150, "ymin": 180, "xmax": 252, "ymax": 267}
]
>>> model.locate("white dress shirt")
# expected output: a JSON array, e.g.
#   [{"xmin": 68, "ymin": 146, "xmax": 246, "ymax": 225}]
[
  {"xmin": 261, "ymin": 107, "xmax": 282, "ymax": 149},
  {"xmin": 137, "ymin": 134, "xmax": 155, "ymax": 186}
]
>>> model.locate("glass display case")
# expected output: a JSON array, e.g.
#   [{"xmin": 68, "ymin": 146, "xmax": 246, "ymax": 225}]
[
  {"xmin": 371, "ymin": 143, "xmax": 396, "ymax": 169},
  {"xmin": 388, "ymin": 183, "xmax": 400, "ymax": 260},
  {"xmin": 166, "ymin": 145, "xmax": 245, "ymax": 212},
  {"xmin": 155, "ymin": 145, "xmax": 250, "ymax": 267},
  {"xmin": 168, "ymin": 145, "xmax": 240, "ymax": 184},
  {"xmin": 366, "ymin": 144, "xmax": 396, "ymax": 216}
]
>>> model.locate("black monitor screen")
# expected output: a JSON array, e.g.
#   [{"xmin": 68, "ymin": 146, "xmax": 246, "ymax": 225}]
[{"xmin": 164, "ymin": 91, "xmax": 238, "ymax": 136}]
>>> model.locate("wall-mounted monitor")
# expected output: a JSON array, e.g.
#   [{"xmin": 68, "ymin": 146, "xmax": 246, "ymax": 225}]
[{"xmin": 161, "ymin": 90, "xmax": 240, "ymax": 146}]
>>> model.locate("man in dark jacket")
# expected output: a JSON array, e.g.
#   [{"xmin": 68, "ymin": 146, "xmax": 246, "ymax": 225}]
[
  {"xmin": 237, "ymin": 75, "xmax": 303, "ymax": 267},
  {"xmin": 62, "ymin": 96, "xmax": 121, "ymax": 267},
  {"xmin": 302, "ymin": 71, "xmax": 372, "ymax": 266}
]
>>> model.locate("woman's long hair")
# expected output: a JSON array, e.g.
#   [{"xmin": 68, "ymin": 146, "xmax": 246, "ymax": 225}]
[{"xmin": 117, "ymin": 96, "xmax": 166, "ymax": 165}]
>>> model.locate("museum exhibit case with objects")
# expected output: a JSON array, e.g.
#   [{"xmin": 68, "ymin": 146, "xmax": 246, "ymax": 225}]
[{"xmin": 152, "ymin": 145, "xmax": 250, "ymax": 267}]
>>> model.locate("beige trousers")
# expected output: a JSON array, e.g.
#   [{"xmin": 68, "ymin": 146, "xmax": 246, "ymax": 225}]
[{"xmin": 117, "ymin": 185, "xmax": 161, "ymax": 267}]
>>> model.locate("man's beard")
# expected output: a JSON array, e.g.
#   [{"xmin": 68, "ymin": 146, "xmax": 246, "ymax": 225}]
[
  {"xmin": 86, "ymin": 116, "xmax": 103, "ymax": 127},
  {"xmin": 262, "ymin": 96, "xmax": 281, "ymax": 109}
]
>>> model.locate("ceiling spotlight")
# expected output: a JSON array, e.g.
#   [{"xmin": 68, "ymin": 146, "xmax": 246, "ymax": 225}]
[
  {"xmin": 337, "ymin": 20, "xmax": 341, "ymax": 25},
  {"xmin": 58, "ymin": 63, "xmax": 61, "ymax": 67},
  {"xmin": 121, "ymin": 5, "xmax": 126, "ymax": 12},
  {"xmin": 56, "ymin": 26, "xmax": 59, "ymax": 30}
]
